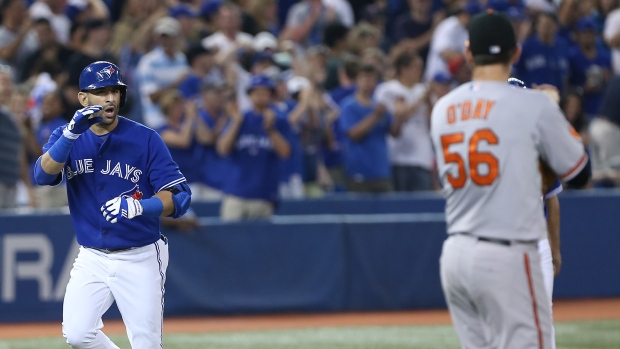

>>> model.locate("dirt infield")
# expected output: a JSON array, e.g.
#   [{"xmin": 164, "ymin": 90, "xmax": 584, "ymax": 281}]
[{"xmin": 1, "ymin": 298, "xmax": 619, "ymax": 340}]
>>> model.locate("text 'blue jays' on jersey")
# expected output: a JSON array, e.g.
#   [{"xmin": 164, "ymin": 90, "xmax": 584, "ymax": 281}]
[{"xmin": 42, "ymin": 117, "xmax": 186, "ymax": 249}]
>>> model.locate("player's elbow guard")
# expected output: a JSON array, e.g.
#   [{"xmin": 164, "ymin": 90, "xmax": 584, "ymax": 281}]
[
  {"xmin": 166, "ymin": 182, "xmax": 192, "ymax": 218},
  {"xmin": 565, "ymin": 156, "xmax": 592, "ymax": 189},
  {"xmin": 33, "ymin": 157, "xmax": 62, "ymax": 186}
]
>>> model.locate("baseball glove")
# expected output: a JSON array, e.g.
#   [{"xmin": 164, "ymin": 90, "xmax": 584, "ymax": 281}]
[{"xmin": 539, "ymin": 158, "xmax": 557, "ymax": 195}]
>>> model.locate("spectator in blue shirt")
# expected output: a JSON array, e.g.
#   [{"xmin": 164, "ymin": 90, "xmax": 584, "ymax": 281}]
[
  {"xmin": 198, "ymin": 83, "xmax": 230, "ymax": 200},
  {"xmin": 568, "ymin": 18, "xmax": 612, "ymax": 118},
  {"xmin": 323, "ymin": 57, "xmax": 360, "ymax": 192},
  {"xmin": 514, "ymin": 12, "xmax": 569, "ymax": 92},
  {"xmin": 156, "ymin": 90, "xmax": 215, "ymax": 197},
  {"xmin": 276, "ymin": 76, "xmax": 307, "ymax": 199},
  {"xmin": 339, "ymin": 64, "xmax": 406, "ymax": 193},
  {"xmin": 217, "ymin": 75, "xmax": 291, "ymax": 220}
]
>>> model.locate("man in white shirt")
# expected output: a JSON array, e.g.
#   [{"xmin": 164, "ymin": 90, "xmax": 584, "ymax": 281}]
[
  {"xmin": 323, "ymin": 0, "xmax": 353, "ymax": 27},
  {"xmin": 201, "ymin": 2, "xmax": 253, "ymax": 60},
  {"xmin": 374, "ymin": 51, "xmax": 434, "ymax": 191},
  {"xmin": 136, "ymin": 17, "xmax": 189, "ymax": 129},
  {"xmin": 425, "ymin": 1, "xmax": 482, "ymax": 81}
]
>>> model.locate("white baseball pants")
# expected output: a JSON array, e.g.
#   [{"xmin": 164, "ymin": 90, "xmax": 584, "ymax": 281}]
[
  {"xmin": 538, "ymin": 238, "xmax": 556, "ymax": 349},
  {"xmin": 62, "ymin": 238, "xmax": 169, "ymax": 348}
]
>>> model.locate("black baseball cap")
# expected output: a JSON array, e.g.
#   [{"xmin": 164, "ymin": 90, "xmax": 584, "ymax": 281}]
[{"xmin": 468, "ymin": 11, "xmax": 516, "ymax": 57}]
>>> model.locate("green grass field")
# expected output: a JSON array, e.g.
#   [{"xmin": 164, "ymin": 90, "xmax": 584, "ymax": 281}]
[{"xmin": 0, "ymin": 320, "xmax": 618, "ymax": 349}]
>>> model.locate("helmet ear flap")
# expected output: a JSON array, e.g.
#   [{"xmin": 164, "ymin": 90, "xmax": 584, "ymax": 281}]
[{"xmin": 119, "ymin": 86, "xmax": 127, "ymax": 109}]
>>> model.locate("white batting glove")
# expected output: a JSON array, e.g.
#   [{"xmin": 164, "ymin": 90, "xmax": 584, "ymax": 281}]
[{"xmin": 101, "ymin": 196, "xmax": 143, "ymax": 223}]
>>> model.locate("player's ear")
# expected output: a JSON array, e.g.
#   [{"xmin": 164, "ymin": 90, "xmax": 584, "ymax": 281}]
[
  {"xmin": 511, "ymin": 44, "xmax": 522, "ymax": 65},
  {"xmin": 464, "ymin": 41, "xmax": 474, "ymax": 65},
  {"xmin": 77, "ymin": 92, "xmax": 89, "ymax": 107}
]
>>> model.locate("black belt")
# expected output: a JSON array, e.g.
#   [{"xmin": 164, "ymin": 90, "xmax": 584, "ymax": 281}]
[
  {"xmin": 454, "ymin": 233, "xmax": 536, "ymax": 247},
  {"xmin": 89, "ymin": 235, "xmax": 167, "ymax": 254},
  {"xmin": 478, "ymin": 236, "xmax": 511, "ymax": 246}
]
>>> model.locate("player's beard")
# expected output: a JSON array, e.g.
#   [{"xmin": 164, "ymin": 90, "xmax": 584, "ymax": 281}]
[{"xmin": 96, "ymin": 102, "xmax": 118, "ymax": 126}]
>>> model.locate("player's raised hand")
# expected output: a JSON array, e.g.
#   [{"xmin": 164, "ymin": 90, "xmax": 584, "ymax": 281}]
[
  {"xmin": 64, "ymin": 106, "xmax": 104, "ymax": 138},
  {"xmin": 101, "ymin": 196, "xmax": 143, "ymax": 223}
]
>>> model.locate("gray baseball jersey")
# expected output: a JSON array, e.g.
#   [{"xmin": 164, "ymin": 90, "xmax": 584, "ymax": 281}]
[{"xmin": 431, "ymin": 81, "xmax": 587, "ymax": 241}]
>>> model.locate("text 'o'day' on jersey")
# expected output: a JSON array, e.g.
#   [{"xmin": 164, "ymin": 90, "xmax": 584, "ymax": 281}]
[
  {"xmin": 41, "ymin": 117, "xmax": 186, "ymax": 250},
  {"xmin": 430, "ymin": 81, "xmax": 587, "ymax": 241}
]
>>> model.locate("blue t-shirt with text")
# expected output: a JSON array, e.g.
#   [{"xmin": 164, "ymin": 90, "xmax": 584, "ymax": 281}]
[
  {"xmin": 220, "ymin": 110, "xmax": 290, "ymax": 202},
  {"xmin": 515, "ymin": 36, "xmax": 569, "ymax": 92},
  {"xmin": 568, "ymin": 46, "xmax": 612, "ymax": 116}
]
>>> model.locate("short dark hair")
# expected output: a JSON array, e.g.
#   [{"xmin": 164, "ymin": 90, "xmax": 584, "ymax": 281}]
[
  {"xmin": 33, "ymin": 17, "xmax": 51, "ymax": 26},
  {"xmin": 394, "ymin": 51, "xmax": 421, "ymax": 76},
  {"xmin": 537, "ymin": 11, "xmax": 558, "ymax": 23},
  {"xmin": 185, "ymin": 44, "xmax": 212, "ymax": 66},
  {"xmin": 341, "ymin": 57, "xmax": 361, "ymax": 80},
  {"xmin": 358, "ymin": 63, "xmax": 379, "ymax": 77},
  {"xmin": 323, "ymin": 23, "xmax": 349, "ymax": 49},
  {"xmin": 472, "ymin": 47, "xmax": 516, "ymax": 66}
]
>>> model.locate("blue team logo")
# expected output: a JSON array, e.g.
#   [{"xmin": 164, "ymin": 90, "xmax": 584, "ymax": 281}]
[{"xmin": 96, "ymin": 65, "xmax": 116, "ymax": 81}]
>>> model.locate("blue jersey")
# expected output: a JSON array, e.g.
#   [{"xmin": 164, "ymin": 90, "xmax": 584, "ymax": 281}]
[
  {"xmin": 568, "ymin": 46, "xmax": 612, "ymax": 116},
  {"xmin": 42, "ymin": 117, "xmax": 186, "ymax": 250},
  {"xmin": 199, "ymin": 109, "xmax": 227, "ymax": 190},
  {"xmin": 220, "ymin": 109, "xmax": 290, "ymax": 202},
  {"xmin": 514, "ymin": 36, "xmax": 570, "ymax": 92},
  {"xmin": 339, "ymin": 96, "xmax": 393, "ymax": 180},
  {"xmin": 156, "ymin": 122, "xmax": 203, "ymax": 184}
]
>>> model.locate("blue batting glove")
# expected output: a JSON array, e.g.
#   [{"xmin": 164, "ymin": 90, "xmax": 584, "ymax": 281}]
[
  {"xmin": 63, "ymin": 106, "xmax": 103, "ymax": 139},
  {"xmin": 101, "ymin": 196, "xmax": 143, "ymax": 223}
]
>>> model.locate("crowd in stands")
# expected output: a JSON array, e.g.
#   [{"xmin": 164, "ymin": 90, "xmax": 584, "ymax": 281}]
[{"xmin": 1, "ymin": 0, "xmax": 620, "ymax": 220}]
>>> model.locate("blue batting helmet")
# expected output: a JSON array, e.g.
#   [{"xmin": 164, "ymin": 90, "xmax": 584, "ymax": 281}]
[
  {"xmin": 507, "ymin": 77, "xmax": 526, "ymax": 89},
  {"xmin": 79, "ymin": 61, "xmax": 127, "ymax": 108}
]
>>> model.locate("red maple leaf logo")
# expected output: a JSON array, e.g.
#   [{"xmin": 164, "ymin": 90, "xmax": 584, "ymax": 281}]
[{"xmin": 131, "ymin": 190, "xmax": 143, "ymax": 200}]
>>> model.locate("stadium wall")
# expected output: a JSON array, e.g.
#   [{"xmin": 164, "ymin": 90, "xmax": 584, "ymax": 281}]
[{"xmin": 0, "ymin": 190, "xmax": 618, "ymax": 322}]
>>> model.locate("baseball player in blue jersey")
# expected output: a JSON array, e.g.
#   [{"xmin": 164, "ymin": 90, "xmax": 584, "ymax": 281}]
[{"xmin": 33, "ymin": 61, "xmax": 191, "ymax": 349}]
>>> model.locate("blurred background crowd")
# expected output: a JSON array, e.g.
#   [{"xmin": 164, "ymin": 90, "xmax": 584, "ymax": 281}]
[{"xmin": 1, "ymin": 0, "xmax": 620, "ymax": 220}]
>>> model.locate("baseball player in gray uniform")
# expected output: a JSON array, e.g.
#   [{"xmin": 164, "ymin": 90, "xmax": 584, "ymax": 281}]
[{"xmin": 430, "ymin": 12, "xmax": 591, "ymax": 349}]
